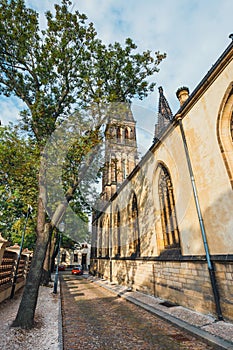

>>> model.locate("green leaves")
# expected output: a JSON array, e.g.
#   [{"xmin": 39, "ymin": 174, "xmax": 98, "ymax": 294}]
[
  {"xmin": 0, "ymin": 0, "xmax": 166, "ymax": 244},
  {"xmin": 79, "ymin": 38, "xmax": 166, "ymax": 104},
  {"xmin": 0, "ymin": 0, "xmax": 99, "ymax": 144},
  {"xmin": 0, "ymin": 0, "xmax": 166, "ymax": 145},
  {"xmin": 0, "ymin": 125, "xmax": 38, "ymax": 246}
]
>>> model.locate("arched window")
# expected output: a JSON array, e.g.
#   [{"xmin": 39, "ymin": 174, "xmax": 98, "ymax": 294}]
[
  {"xmin": 217, "ymin": 85, "xmax": 233, "ymax": 189},
  {"xmin": 117, "ymin": 210, "xmax": 121, "ymax": 256},
  {"xmin": 98, "ymin": 220, "xmax": 103, "ymax": 257},
  {"xmin": 122, "ymin": 159, "xmax": 126, "ymax": 180},
  {"xmin": 117, "ymin": 126, "xmax": 121, "ymax": 140},
  {"xmin": 132, "ymin": 193, "xmax": 140, "ymax": 257},
  {"xmin": 158, "ymin": 165, "xmax": 180, "ymax": 249},
  {"xmin": 106, "ymin": 217, "xmax": 110, "ymax": 257},
  {"xmin": 111, "ymin": 158, "xmax": 118, "ymax": 183},
  {"xmin": 125, "ymin": 128, "xmax": 129, "ymax": 140},
  {"xmin": 231, "ymin": 111, "xmax": 233, "ymax": 141}
]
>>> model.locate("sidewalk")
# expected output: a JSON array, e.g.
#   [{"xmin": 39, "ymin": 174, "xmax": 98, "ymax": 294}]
[{"xmin": 88, "ymin": 275, "xmax": 233, "ymax": 350}]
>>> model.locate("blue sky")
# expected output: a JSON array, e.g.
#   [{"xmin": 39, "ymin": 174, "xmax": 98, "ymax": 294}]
[{"xmin": 1, "ymin": 0, "xmax": 233, "ymax": 153}]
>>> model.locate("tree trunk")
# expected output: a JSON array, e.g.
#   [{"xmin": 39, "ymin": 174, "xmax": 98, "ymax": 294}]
[
  {"xmin": 12, "ymin": 221, "xmax": 51, "ymax": 328},
  {"xmin": 40, "ymin": 235, "xmax": 52, "ymax": 286},
  {"xmin": 41, "ymin": 231, "xmax": 57, "ymax": 284},
  {"xmin": 12, "ymin": 156, "xmax": 50, "ymax": 329}
]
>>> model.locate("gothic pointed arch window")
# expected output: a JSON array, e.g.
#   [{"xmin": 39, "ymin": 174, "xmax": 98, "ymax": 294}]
[
  {"xmin": 158, "ymin": 165, "xmax": 180, "ymax": 249},
  {"xmin": 117, "ymin": 126, "xmax": 121, "ymax": 140},
  {"xmin": 117, "ymin": 209, "xmax": 121, "ymax": 256},
  {"xmin": 217, "ymin": 85, "xmax": 233, "ymax": 189},
  {"xmin": 110, "ymin": 154, "xmax": 118, "ymax": 183},
  {"xmin": 98, "ymin": 220, "xmax": 103, "ymax": 257},
  {"xmin": 122, "ymin": 159, "xmax": 126, "ymax": 180},
  {"xmin": 105, "ymin": 217, "xmax": 110, "ymax": 257},
  {"xmin": 125, "ymin": 127, "xmax": 129, "ymax": 140},
  {"xmin": 231, "ymin": 112, "xmax": 233, "ymax": 140},
  {"xmin": 132, "ymin": 193, "xmax": 140, "ymax": 257}
]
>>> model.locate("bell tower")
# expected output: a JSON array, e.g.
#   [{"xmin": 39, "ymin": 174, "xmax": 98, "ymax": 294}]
[{"xmin": 102, "ymin": 103, "xmax": 138, "ymax": 201}]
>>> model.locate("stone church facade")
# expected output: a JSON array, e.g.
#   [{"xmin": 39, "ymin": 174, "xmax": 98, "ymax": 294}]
[{"xmin": 90, "ymin": 39, "xmax": 233, "ymax": 321}]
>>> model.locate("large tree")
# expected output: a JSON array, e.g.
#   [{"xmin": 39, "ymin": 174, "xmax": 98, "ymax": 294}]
[{"xmin": 0, "ymin": 0, "xmax": 165, "ymax": 328}]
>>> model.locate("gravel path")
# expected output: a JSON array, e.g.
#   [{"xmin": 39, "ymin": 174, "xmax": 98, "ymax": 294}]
[{"xmin": 0, "ymin": 285, "xmax": 60, "ymax": 350}]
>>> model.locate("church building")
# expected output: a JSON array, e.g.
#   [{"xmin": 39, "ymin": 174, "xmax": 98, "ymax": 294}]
[{"xmin": 90, "ymin": 38, "xmax": 233, "ymax": 322}]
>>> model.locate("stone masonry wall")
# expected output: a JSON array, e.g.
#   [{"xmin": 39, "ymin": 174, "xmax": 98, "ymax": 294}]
[
  {"xmin": 215, "ymin": 262, "xmax": 233, "ymax": 320},
  {"xmin": 95, "ymin": 258, "xmax": 233, "ymax": 321}
]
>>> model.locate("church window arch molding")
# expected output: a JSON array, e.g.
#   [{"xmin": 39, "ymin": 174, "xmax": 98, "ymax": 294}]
[
  {"xmin": 121, "ymin": 159, "xmax": 126, "ymax": 180},
  {"xmin": 114, "ymin": 206, "xmax": 121, "ymax": 257},
  {"xmin": 98, "ymin": 219, "xmax": 103, "ymax": 257},
  {"xmin": 110, "ymin": 153, "xmax": 118, "ymax": 183},
  {"xmin": 116, "ymin": 126, "xmax": 122, "ymax": 141},
  {"xmin": 105, "ymin": 216, "xmax": 110, "ymax": 258},
  {"xmin": 131, "ymin": 192, "xmax": 140, "ymax": 257},
  {"xmin": 125, "ymin": 127, "xmax": 129, "ymax": 140},
  {"xmin": 154, "ymin": 162, "xmax": 180, "ymax": 253},
  {"xmin": 217, "ymin": 83, "xmax": 233, "ymax": 189}
]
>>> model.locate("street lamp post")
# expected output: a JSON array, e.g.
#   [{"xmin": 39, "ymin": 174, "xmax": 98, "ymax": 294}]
[
  {"xmin": 53, "ymin": 222, "xmax": 65, "ymax": 294},
  {"xmin": 10, "ymin": 205, "xmax": 32, "ymax": 299}
]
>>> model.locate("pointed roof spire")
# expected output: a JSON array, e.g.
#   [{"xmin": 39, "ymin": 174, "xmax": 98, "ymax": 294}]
[
  {"xmin": 154, "ymin": 87, "xmax": 173, "ymax": 143},
  {"xmin": 158, "ymin": 86, "xmax": 173, "ymax": 120}
]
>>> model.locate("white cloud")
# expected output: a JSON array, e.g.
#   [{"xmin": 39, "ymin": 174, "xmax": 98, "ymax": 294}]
[
  {"xmin": 0, "ymin": 96, "xmax": 26, "ymax": 125},
  {"xmin": 1, "ymin": 0, "xmax": 233, "ymax": 151},
  {"xmin": 74, "ymin": 0, "xmax": 233, "ymax": 110}
]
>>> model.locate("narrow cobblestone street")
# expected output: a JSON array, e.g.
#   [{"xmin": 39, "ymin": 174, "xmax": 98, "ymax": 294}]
[{"xmin": 60, "ymin": 274, "xmax": 219, "ymax": 350}]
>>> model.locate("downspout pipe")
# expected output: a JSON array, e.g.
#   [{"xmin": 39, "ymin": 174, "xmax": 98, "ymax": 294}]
[{"xmin": 176, "ymin": 115, "xmax": 223, "ymax": 321}]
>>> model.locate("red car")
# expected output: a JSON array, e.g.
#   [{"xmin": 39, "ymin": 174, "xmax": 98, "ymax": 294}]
[
  {"xmin": 58, "ymin": 264, "xmax": 66, "ymax": 271},
  {"xmin": 72, "ymin": 265, "xmax": 83, "ymax": 275}
]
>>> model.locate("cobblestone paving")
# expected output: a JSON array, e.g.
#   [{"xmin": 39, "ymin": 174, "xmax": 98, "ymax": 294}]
[{"xmin": 60, "ymin": 275, "xmax": 220, "ymax": 350}]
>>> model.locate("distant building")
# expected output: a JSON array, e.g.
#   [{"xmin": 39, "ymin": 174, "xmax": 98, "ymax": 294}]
[
  {"xmin": 58, "ymin": 243, "xmax": 91, "ymax": 270},
  {"xmin": 91, "ymin": 38, "xmax": 233, "ymax": 321}
]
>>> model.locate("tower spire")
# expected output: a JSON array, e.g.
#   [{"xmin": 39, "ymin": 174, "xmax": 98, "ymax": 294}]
[{"xmin": 154, "ymin": 86, "xmax": 173, "ymax": 142}]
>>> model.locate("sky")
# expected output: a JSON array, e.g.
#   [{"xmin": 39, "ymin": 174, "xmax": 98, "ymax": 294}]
[{"xmin": 1, "ymin": 0, "xmax": 233, "ymax": 155}]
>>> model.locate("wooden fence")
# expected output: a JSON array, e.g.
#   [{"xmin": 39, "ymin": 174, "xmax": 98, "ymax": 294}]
[{"xmin": 0, "ymin": 247, "xmax": 32, "ymax": 303}]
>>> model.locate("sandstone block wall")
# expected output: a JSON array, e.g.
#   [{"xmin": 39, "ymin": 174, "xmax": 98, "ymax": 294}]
[{"xmin": 94, "ymin": 258, "xmax": 233, "ymax": 321}]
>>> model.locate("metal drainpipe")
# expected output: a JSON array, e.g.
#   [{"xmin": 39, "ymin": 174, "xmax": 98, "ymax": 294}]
[{"xmin": 176, "ymin": 115, "xmax": 223, "ymax": 321}]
